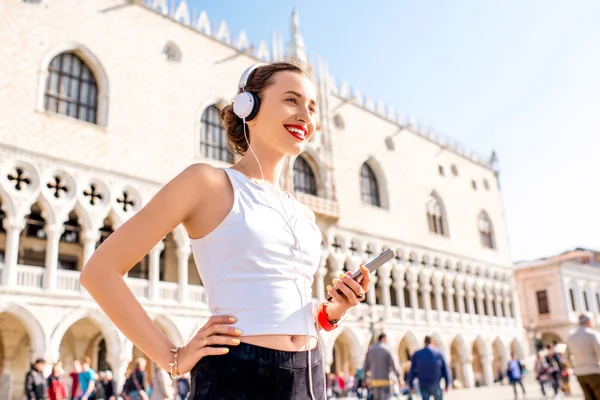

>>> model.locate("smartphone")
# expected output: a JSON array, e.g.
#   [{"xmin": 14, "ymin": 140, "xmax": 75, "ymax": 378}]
[{"xmin": 326, "ymin": 248, "xmax": 395, "ymax": 301}]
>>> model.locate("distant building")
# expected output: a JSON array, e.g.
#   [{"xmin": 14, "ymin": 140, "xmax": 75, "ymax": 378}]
[{"xmin": 515, "ymin": 248, "xmax": 600, "ymax": 354}]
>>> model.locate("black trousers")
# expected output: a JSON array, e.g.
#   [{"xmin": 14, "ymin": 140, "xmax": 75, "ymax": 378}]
[{"xmin": 189, "ymin": 342, "xmax": 326, "ymax": 400}]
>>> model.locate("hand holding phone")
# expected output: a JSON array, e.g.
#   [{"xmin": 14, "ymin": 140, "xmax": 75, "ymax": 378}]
[{"xmin": 326, "ymin": 249, "xmax": 395, "ymax": 301}]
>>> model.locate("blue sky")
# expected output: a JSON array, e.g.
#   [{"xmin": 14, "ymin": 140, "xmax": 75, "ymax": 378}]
[{"xmin": 187, "ymin": 0, "xmax": 599, "ymax": 261}]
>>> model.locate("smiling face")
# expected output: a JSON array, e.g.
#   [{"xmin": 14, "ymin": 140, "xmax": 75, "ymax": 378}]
[{"xmin": 246, "ymin": 70, "xmax": 318, "ymax": 156}]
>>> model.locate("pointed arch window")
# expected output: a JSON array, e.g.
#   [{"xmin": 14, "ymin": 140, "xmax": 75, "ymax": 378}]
[
  {"xmin": 478, "ymin": 210, "xmax": 495, "ymax": 249},
  {"xmin": 44, "ymin": 52, "xmax": 98, "ymax": 123},
  {"xmin": 360, "ymin": 163, "xmax": 381, "ymax": 207},
  {"xmin": 293, "ymin": 156, "xmax": 317, "ymax": 196},
  {"xmin": 200, "ymin": 105, "xmax": 233, "ymax": 163},
  {"xmin": 426, "ymin": 192, "xmax": 448, "ymax": 236}
]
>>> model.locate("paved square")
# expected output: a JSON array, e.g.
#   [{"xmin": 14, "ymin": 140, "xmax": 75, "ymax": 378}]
[{"xmin": 443, "ymin": 379, "xmax": 583, "ymax": 400}]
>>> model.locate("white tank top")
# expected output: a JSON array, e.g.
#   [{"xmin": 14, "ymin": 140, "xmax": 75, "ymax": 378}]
[{"xmin": 190, "ymin": 168, "xmax": 321, "ymax": 337}]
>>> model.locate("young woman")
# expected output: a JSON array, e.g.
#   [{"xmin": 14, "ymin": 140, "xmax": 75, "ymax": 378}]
[{"xmin": 81, "ymin": 61, "xmax": 372, "ymax": 399}]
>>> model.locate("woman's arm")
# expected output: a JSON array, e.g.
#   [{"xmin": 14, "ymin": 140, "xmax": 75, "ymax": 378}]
[{"xmin": 80, "ymin": 164, "xmax": 238, "ymax": 373}]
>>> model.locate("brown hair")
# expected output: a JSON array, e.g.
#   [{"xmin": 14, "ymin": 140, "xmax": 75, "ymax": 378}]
[{"xmin": 220, "ymin": 60, "xmax": 313, "ymax": 155}]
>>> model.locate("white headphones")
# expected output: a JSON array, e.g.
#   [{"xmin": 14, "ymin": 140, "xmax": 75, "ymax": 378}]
[{"xmin": 233, "ymin": 63, "xmax": 268, "ymax": 121}]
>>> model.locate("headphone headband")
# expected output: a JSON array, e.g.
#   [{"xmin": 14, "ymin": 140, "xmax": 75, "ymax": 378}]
[{"xmin": 238, "ymin": 63, "xmax": 268, "ymax": 91}]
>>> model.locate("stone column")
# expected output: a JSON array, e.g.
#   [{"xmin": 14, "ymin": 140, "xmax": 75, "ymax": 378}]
[
  {"xmin": 1, "ymin": 217, "xmax": 24, "ymax": 286},
  {"xmin": 590, "ymin": 284, "xmax": 600, "ymax": 316},
  {"xmin": 391, "ymin": 263, "xmax": 406, "ymax": 320},
  {"xmin": 407, "ymin": 268, "xmax": 420, "ymax": 316},
  {"xmin": 444, "ymin": 274, "xmax": 455, "ymax": 315},
  {"xmin": 462, "ymin": 356, "xmax": 475, "ymax": 388},
  {"xmin": 82, "ymin": 229, "xmax": 100, "ymax": 266},
  {"xmin": 503, "ymin": 290, "xmax": 512, "ymax": 320},
  {"xmin": 482, "ymin": 355, "xmax": 494, "ymax": 386},
  {"xmin": 494, "ymin": 286, "xmax": 503, "ymax": 319},
  {"xmin": 148, "ymin": 241, "xmax": 165, "ymax": 301},
  {"xmin": 177, "ymin": 245, "xmax": 191, "ymax": 303},
  {"xmin": 432, "ymin": 275, "xmax": 444, "ymax": 323},
  {"xmin": 455, "ymin": 277, "xmax": 466, "ymax": 325},
  {"xmin": 575, "ymin": 280, "xmax": 586, "ymax": 312},
  {"xmin": 485, "ymin": 287, "xmax": 494, "ymax": 319},
  {"xmin": 43, "ymin": 224, "xmax": 64, "ymax": 290},
  {"xmin": 475, "ymin": 286, "xmax": 485, "ymax": 323},
  {"xmin": 367, "ymin": 275, "xmax": 378, "ymax": 306},
  {"xmin": 465, "ymin": 280, "xmax": 475, "ymax": 323},
  {"xmin": 420, "ymin": 273, "xmax": 433, "ymax": 323},
  {"xmin": 378, "ymin": 264, "xmax": 393, "ymax": 319},
  {"xmin": 0, "ymin": 357, "xmax": 13, "ymax": 400}
]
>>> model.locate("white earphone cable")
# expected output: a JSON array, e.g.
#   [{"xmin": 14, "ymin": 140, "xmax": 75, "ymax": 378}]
[{"xmin": 241, "ymin": 118, "xmax": 318, "ymax": 400}]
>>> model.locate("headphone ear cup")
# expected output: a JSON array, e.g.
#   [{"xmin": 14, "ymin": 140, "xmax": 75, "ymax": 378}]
[
  {"xmin": 244, "ymin": 92, "xmax": 260, "ymax": 121},
  {"xmin": 233, "ymin": 92, "xmax": 260, "ymax": 121},
  {"xmin": 233, "ymin": 92, "xmax": 253, "ymax": 119}
]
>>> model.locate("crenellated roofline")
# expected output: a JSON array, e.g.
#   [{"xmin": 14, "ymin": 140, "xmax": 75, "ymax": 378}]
[{"xmin": 137, "ymin": 0, "xmax": 499, "ymax": 171}]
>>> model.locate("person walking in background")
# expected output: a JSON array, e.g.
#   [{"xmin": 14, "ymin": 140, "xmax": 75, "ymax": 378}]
[
  {"xmin": 546, "ymin": 344, "xmax": 565, "ymax": 397},
  {"xmin": 25, "ymin": 358, "xmax": 47, "ymax": 400},
  {"xmin": 534, "ymin": 353, "xmax": 550, "ymax": 399},
  {"xmin": 123, "ymin": 358, "xmax": 148, "ymax": 400},
  {"xmin": 407, "ymin": 336, "xmax": 451, "ymax": 400},
  {"xmin": 176, "ymin": 374, "xmax": 190, "ymax": 400},
  {"xmin": 565, "ymin": 312, "xmax": 600, "ymax": 400},
  {"xmin": 506, "ymin": 353, "xmax": 526, "ymax": 399},
  {"xmin": 69, "ymin": 360, "xmax": 82, "ymax": 400},
  {"xmin": 363, "ymin": 333, "xmax": 400, "ymax": 400},
  {"xmin": 78, "ymin": 357, "xmax": 97, "ymax": 400},
  {"xmin": 101, "ymin": 371, "xmax": 117, "ymax": 400},
  {"xmin": 557, "ymin": 352, "xmax": 572, "ymax": 396},
  {"xmin": 150, "ymin": 365, "xmax": 175, "ymax": 400},
  {"xmin": 47, "ymin": 362, "xmax": 68, "ymax": 400}
]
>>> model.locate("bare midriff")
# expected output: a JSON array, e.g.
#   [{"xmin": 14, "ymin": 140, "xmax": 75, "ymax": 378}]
[{"xmin": 240, "ymin": 334, "xmax": 319, "ymax": 352}]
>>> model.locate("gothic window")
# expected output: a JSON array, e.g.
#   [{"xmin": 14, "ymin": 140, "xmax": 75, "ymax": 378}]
[
  {"xmin": 478, "ymin": 211, "xmax": 495, "ymax": 249},
  {"xmin": 60, "ymin": 211, "xmax": 81, "ymax": 244},
  {"xmin": 44, "ymin": 52, "xmax": 98, "ymax": 124},
  {"xmin": 293, "ymin": 156, "xmax": 317, "ymax": 196},
  {"xmin": 360, "ymin": 163, "xmax": 380, "ymax": 207},
  {"xmin": 426, "ymin": 192, "xmax": 447, "ymax": 236},
  {"xmin": 96, "ymin": 217, "xmax": 114, "ymax": 249},
  {"xmin": 25, "ymin": 204, "xmax": 46, "ymax": 239},
  {"xmin": 200, "ymin": 105, "xmax": 233, "ymax": 163}
]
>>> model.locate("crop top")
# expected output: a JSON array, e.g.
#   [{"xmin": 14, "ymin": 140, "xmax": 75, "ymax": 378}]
[{"xmin": 190, "ymin": 168, "xmax": 321, "ymax": 337}]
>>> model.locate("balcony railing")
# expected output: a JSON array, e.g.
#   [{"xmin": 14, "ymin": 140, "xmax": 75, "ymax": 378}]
[
  {"xmin": 158, "ymin": 281, "xmax": 178, "ymax": 302},
  {"xmin": 0, "ymin": 264, "xmax": 518, "ymax": 328},
  {"xmin": 16, "ymin": 264, "xmax": 44, "ymax": 289},
  {"xmin": 2, "ymin": 265, "xmax": 209, "ymax": 307},
  {"xmin": 57, "ymin": 269, "xmax": 81, "ymax": 292},
  {"xmin": 295, "ymin": 192, "xmax": 339, "ymax": 220}
]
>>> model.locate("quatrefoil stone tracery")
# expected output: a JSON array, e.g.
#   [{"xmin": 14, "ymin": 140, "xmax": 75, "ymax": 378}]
[
  {"xmin": 47, "ymin": 175, "xmax": 69, "ymax": 198},
  {"xmin": 7, "ymin": 167, "xmax": 31, "ymax": 191}
]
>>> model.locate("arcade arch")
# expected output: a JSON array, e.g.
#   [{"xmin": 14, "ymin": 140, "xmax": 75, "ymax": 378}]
[
  {"xmin": 398, "ymin": 332, "xmax": 419, "ymax": 366},
  {"xmin": 331, "ymin": 328, "xmax": 360, "ymax": 376},
  {"xmin": 0, "ymin": 312, "xmax": 38, "ymax": 400},
  {"xmin": 449, "ymin": 336, "xmax": 468, "ymax": 388}
]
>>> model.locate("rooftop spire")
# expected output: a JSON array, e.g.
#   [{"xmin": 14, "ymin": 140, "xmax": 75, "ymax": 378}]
[{"xmin": 285, "ymin": 8, "xmax": 307, "ymax": 63}]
